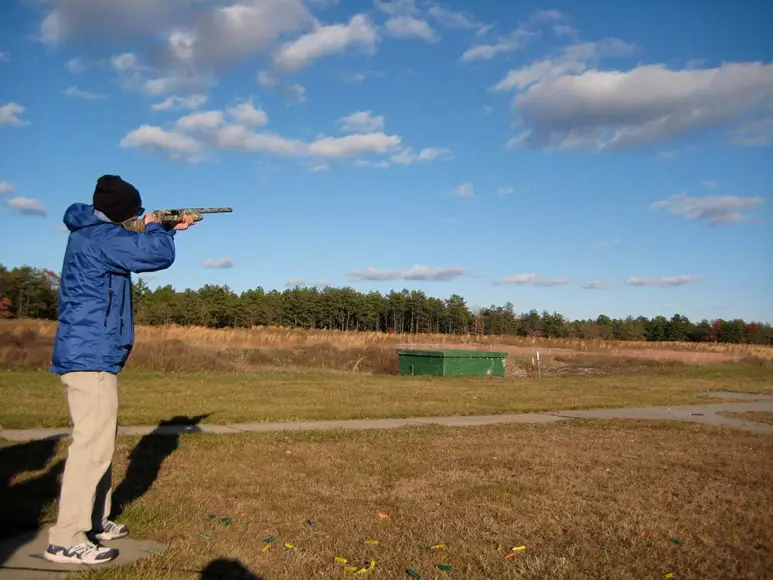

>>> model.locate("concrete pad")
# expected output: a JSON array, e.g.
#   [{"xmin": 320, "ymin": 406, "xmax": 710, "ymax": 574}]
[{"xmin": 0, "ymin": 530, "xmax": 166, "ymax": 579}]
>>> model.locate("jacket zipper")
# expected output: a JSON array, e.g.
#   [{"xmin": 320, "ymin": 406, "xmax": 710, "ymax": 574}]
[
  {"xmin": 104, "ymin": 273, "xmax": 113, "ymax": 330},
  {"xmin": 119, "ymin": 277, "xmax": 127, "ymax": 334}
]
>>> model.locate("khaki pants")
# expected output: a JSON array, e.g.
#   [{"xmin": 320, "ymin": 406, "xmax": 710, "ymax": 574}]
[{"xmin": 48, "ymin": 371, "xmax": 119, "ymax": 547}]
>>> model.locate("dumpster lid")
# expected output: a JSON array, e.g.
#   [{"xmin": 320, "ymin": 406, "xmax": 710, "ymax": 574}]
[{"xmin": 396, "ymin": 349, "xmax": 508, "ymax": 358}]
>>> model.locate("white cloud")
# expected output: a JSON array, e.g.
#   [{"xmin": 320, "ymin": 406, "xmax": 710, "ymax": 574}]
[
  {"xmin": 121, "ymin": 109, "xmax": 402, "ymax": 162},
  {"xmin": 0, "ymin": 103, "xmax": 28, "ymax": 126},
  {"xmin": 597, "ymin": 237, "xmax": 621, "ymax": 247},
  {"xmin": 175, "ymin": 110, "xmax": 225, "ymax": 132},
  {"xmin": 650, "ymin": 193, "xmax": 765, "ymax": 226},
  {"xmin": 497, "ymin": 187, "xmax": 515, "ymax": 195},
  {"xmin": 212, "ymin": 124, "xmax": 307, "ymax": 156},
  {"xmin": 460, "ymin": 28, "xmax": 536, "ymax": 62},
  {"xmin": 152, "ymin": 94, "xmax": 208, "ymax": 111},
  {"xmin": 582, "ymin": 281, "xmax": 610, "ymax": 290},
  {"xmin": 729, "ymin": 117, "xmax": 773, "ymax": 147},
  {"xmin": 226, "ymin": 99, "xmax": 269, "ymax": 127},
  {"xmin": 119, "ymin": 124, "xmax": 204, "ymax": 162},
  {"xmin": 376, "ymin": 0, "xmax": 488, "ymax": 35},
  {"xmin": 111, "ymin": 52, "xmax": 139, "ymax": 71},
  {"xmin": 273, "ymin": 13, "xmax": 377, "ymax": 72},
  {"xmin": 257, "ymin": 70, "xmax": 307, "ymax": 103},
  {"xmin": 162, "ymin": 0, "xmax": 314, "ymax": 69},
  {"xmin": 64, "ymin": 86, "xmax": 108, "ymax": 100},
  {"xmin": 703, "ymin": 180, "xmax": 718, "ymax": 190},
  {"xmin": 0, "ymin": 181, "xmax": 14, "ymax": 195},
  {"xmin": 39, "ymin": 0, "xmax": 314, "ymax": 71},
  {"xmin": 493, "ymin": 39, "xmax": 636, "ymax": 92},
  {"xmin": 495, "ymin": 43, "xmax": 773, "ymax": 151},
  {"xmin": 452, "ymin": 183, "xmax": 474, "ymax": 197},
  {"xmin": 390, "ymin": 146, "xmax": 452, "ymax": 165},
  {"xmin": 203, "ymin": 257, "xmax": 234, "ymax": 269},
  {"xmin": 529, "ymin": 9, "xmax": 564, "ymax": 22},
  {"xmin": 307, "ymin": 132, "xmax": 400, "ymax": 157},
  {"xmin": 384, "ymin": 16, "xmax": 439, "ymax": 43},
  {"xmin": 373, "ymin": 0, "xmax": 420, "ymax": 17},
  {"xmin": 4, "ymin": 197, "xmax": 47, "ymax": 216},
  {"xmin": 348, "ymin": 265, "xmax": 468, "ymax": 282},
  {"xmin": 44, "ymin": 1, "xmax": 314, "ymax": 100},
  {"xmin": 309, "ymin": 162, "xmax": 330, "ymax": 172},
  {"xmin": 354, "ymin": 159, "xmax": 390, "ymax": 169},
  {"xmin": 461, "ymin": 41, "xmax": 519, "ymax": 62},
  {"xmin": 459, "ymin": 9, "xmax": 566, "ymax": 63},
  {"xmin": 65, "ymin": 57, "xmax": 85, "ymax": 73},
  {"xmin": 0, "ymin": 52, "xmax": 9, "ymax": 62},
  {"xmin": 416, "ymin": 147, "xmax": 452, "ymax": 162},
  {"xmin": 390, "ymin": 149, "xmax": 414, "ymax": 165},
  {"xmin": 111, "ymin": 52, "xmax": 214, "ymax": 100},
  {"xmin": 625, "ymin": 276, "xmax": 699, "ymax": 287},
  {"xmin": 339, "ymin": 110, "xmax": 385, "ymax": 133},
  {"xmin": 426, "ymin": 5, "xmax": 486, "ymax": 32},
  {"xmin": 142, "ymin": 72, "xmax": 215, "ymax": 97},
  {"xmin": 39, "ymin": 0, "xmax": 198, "ymax": 45},
  {"xmin": 493, "ymin": 273, "xmax": 571, "ymax": 286},
  {"xmin": 553, "ymin": 25, "xmax": 578, "ymax": 38}
]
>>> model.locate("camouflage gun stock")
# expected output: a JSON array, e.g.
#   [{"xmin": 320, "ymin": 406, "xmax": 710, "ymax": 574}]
[{"xmin": 122, "ymin": 207, "xmax": 232, "ymax": 233}]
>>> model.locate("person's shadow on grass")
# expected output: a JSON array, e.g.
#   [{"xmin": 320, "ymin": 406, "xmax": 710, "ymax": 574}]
[
  {"xmin": 200, "ymin": 558, "xmax": 265, "ymax": 579},
  {"xmin": 0, "ymin": 436, "xmax": 66, "ymax": 567},
  {"xmin": 110, "ymin": 414, "xmax": 210, "ymax": 520}
]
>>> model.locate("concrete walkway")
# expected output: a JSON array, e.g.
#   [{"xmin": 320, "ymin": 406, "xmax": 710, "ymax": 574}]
[{"xmin": 2, "ymin": 392, "xmax": 772, "ymax": 442}]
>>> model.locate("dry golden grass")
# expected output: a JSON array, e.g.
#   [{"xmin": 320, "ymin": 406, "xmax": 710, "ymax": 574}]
[
  {"xmin": 3, "ymin": 421, "xmax": 771, "ymax": 579},
  {"xmin": 1, "ymin": 319, "xmax": 771, "ymax": 377}
]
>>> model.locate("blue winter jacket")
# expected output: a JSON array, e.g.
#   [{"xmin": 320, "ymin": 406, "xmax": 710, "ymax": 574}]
[{"xmin": 50, "ymin": 203, "xmax": 177, "ymax": 375}]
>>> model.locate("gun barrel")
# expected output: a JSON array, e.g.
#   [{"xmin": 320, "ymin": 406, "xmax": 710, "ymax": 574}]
[{"xmin": 181, "ymin": 207, "xmax": 233, "ymax": 214}]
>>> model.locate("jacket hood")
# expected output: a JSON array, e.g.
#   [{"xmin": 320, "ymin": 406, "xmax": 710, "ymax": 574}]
[{"xmin": 63, "ymin": 203, "xmax": 103, "ymax": 232}]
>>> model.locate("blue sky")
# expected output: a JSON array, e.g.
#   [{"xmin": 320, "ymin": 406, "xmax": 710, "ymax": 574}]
[{"xmin": 0, "ymin": 0, "xmax": 771, "ymax": 323}]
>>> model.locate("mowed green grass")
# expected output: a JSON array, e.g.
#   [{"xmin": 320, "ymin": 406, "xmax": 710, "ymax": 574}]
[
  {"xmin": 3, "ymin": 420, "xmax": 771, "ymax": 579},
  {"xmin": 1, "ymin": 364, "xmax": 771, "ymax": 429}
]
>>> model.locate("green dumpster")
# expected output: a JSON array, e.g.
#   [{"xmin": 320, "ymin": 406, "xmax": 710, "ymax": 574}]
[{"xmin": 396, "ymin": 349, "xmax": 507, "ymax": 377}]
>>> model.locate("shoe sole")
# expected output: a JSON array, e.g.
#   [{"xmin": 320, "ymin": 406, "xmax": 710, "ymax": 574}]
[
  {"xmin": 94, "ymin": 532, "xmax": 129, "ymax": 541},
  {"xmin": 42, "ymin": 552, "xmax": 118, "ymax": 565}
]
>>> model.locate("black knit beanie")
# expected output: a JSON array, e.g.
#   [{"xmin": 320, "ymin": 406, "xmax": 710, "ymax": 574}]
[{"xmin": 93, "ymin": 175, "xmax": 143, "ymax": 223}]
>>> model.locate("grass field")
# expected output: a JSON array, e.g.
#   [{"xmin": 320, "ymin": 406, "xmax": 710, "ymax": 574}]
[
  {"xmin": 2, "ymin": 364, "xmax": 771, "ymax": 429},
  {"xmin": 1, "ymin": 319, "xmax": 771, "ymax": 579},
  {"xmin": 2, "ymin": 421, "xmax": 771, "ymax": 579}
]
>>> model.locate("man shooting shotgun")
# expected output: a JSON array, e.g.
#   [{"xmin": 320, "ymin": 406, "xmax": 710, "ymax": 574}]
[
  {"xmin": 45, "ymin": 174, "xmax": 223, "ymax": 565},
  {"xmin": 122, "ymin": 207, "xmax": 233, "ymax": 233}
]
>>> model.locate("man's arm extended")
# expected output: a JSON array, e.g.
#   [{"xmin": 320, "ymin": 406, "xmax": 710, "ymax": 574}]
[{"xmin": 100, "ymin": 222, "xmax": 177, "ymax": 274}]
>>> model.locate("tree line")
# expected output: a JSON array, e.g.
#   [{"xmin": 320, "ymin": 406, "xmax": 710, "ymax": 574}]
[{"xmin": 1, "ymin": 264, "xmax": 771, "ymax": 345}]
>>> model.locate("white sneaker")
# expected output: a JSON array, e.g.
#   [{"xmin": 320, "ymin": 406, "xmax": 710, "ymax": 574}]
[
  {"xmin": 93, "ymin": 520, "xmax": 129, "ymax": 541},
  {"xmin": 43, "ymin": 540, "xmax": 118, "ymax": 565}
]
